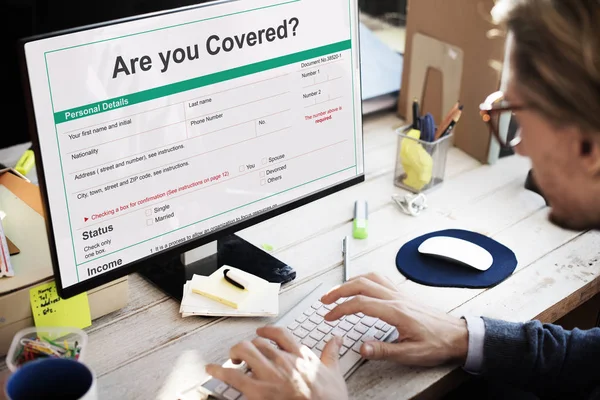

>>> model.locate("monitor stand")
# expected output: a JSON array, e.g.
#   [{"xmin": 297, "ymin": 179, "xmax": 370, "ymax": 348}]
[{"xmin": 137, "ymin": 234, "xmax": 296, "ymax": 301}]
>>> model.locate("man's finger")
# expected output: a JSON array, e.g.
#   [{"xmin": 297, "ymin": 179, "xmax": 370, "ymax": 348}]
[
  {"xmin": 206, "ymin": 364, "xmax": 255, "ymax": 393},
  {"xmin": 321, "ymin": 276, "xmax": 396, "ymax": 305},
  {"xmin": 324, "ymin": 296, "xmax": 401, "ymax": 326},
  {"xmin": 256, "ymin": 326, "xmax": 302, "ymax": 356},
  {"xmin": 320, "ymin": 335, "xmax": 343, "ymax": 369},
  {"xmin": 229, "ymin": 340, "xmax": 280, "ymax": 380},
  {"xmin": 252, "ymin": 337, "xmax": 295, "ymax": 375}
]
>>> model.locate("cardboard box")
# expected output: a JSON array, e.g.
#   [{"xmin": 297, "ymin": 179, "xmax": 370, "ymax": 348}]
[
  {"xmin": 398, "ymin": 0, "xmax": 507, "ymax": 164},
  {"xmin": 0, "ymin": 169, "xmax": 128, "ymax": 356}
]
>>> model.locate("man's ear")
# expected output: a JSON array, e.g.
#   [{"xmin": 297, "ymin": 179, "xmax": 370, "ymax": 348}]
[{"xmin": 579, "ymin": 134, "xmax": 600, "ymax": 176}]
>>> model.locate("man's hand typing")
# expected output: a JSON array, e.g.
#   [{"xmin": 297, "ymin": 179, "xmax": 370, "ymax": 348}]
[
  {"xmin": 206, "ymin": 326, "xmax": 348, "ymax": 400},
  {"xmin": 321, "ymin": 273, "xmax": 469, "ymax": 367}
]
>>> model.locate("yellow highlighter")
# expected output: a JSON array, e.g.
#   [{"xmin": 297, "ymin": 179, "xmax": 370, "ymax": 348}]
[{"xmin": 15, "ymin": 146, "xmax": 35, "ymax": 176}]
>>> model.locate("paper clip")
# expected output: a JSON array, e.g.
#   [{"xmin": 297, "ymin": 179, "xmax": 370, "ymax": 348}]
[
  {"xmin": 14, "ymin": 337, "xmax": 81, "ymax": 368},
  {"xmin": 392, "ymin": 193, "xmax": 428, "ymax": 217}
]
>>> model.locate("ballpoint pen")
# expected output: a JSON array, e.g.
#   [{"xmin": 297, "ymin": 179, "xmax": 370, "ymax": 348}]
[
  {"xmin": 342, "ymin": 236, "xmax": 350, "ymax": 282},
  {"xmin": 412, "ymin": 98, "xmax": 420, "ymax": 130}
]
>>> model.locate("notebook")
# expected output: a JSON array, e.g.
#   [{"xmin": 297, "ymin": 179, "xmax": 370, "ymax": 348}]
[{"xmin": 179, "ymin": 266, "xmax": 280, "ymax": 317}]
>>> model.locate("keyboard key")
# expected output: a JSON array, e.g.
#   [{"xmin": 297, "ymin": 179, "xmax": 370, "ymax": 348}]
[
  {"xmin": 301, "ymin": 321, "xmax": 317, "ymax": 332},
  {"xmin": 356, "ymin": 312, "xmax": 365, "ymax": 318},
  {"xmin": 313, "ymin": 348, "xmax": 322, "ymax": 358},
  {"xmin": 352, "ymin": 341, "xmax": 363, "ymax": 353},
  {"xmin": 293, "ymin": 327, "xmax": 310, "ymax": 339},
  {"xmin": 347, "ymin": 330, "xmax": 362, "ymax": 341},
  {"xmin": 339, "ymin": 346, "xmax": 349, "ymax": 356},
  {"xmin": 345, "ymin": 315, "xmax": 360, "ymax": 325},
  {"xmin": 360, "ymin": 316, "xmax": 377, "ymax": 327},
  {"xmin": 311, "ymin": 301, "xmax": 323, "ymax": 309},
  {"xmin": 317, "ymin": 323, "xmax": 332, "ymax": 334},
  {"xmin": 338, "ymin": 347, "xmax": 362, "ymax": 373},
  {"xmin": 296, "ymin": 314, "xmax": 308, "ymax": 324},
  {"xmin": 336, "ymin": 297, "xmax": 347, "ymax": 305},
  {"xmin": 375, "ymin": 331, "xmax": 385, "ymax": 340},
  {"xmin": 331, "ymin": 328, "xmax": 345, "ymax": 337},
  {"xmin": 223, "ymin": 387, "xmax": 241, "ymax": 400},
  {"xmin": 316, "ymin": 308, "xmax": 329, "ymax": 317},
  {"xmin": 310, "ymin": 330, "xmax": 325, "ymax": 341},
  {"xmin": 302, "ymin": 337, "xmax": 318, "ymax": 349},
  {"xmin": 323, "ymin": 334, "xmax": 333, "ymax": 343},
  {"xmin": 361, "ymin": 327, "xmax": 379, "ymax": 343},
  {"xmin": 309, "ymin": 315, "xmax": 324, "ymax": 325},
  {"xmin": 324, "ymin": 319, "xmax": 339, "ymax": 327},
  {"xmin": 354, "ymin": 324, "xmax": 368, "ymax": 334},
  {"xmin": 381, "ymin": 323, "xmax": 392, "ymax": 332},
  {"xmin": 287, "ymin": 322, "xmax": 299, "ymax": 331},
  {"xmin": 338, "ymin": 321, "xmax": 354, "ymax": 331},
  {"xmin": 316, "ymin": 341, "xmax": 326, "ymax": 351},
  {"xmin": 304, "ymin": 308, "xmax": 315, "ymax": 317},
  {"xmin": 214, "ymin": 382, "xmax": 229, "ymax": 394},
  {"xmin": 343, "ymin": 337, "xmax": 355, "ymax": 348},
  {"xmin": 323, "ymin": 303, "xmax": 336, "ymax": 310},
  {"xmin": 375, "ymin": 321, "xmax": 385, "ymax": 330}
]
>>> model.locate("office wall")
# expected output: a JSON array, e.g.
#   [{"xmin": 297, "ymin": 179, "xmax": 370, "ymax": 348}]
[{"xmin": 398, "ymin": 0, "xmax": 506, "ymax": 164}]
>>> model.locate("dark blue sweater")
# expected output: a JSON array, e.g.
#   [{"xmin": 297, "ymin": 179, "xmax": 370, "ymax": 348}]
[{"xmin": 482, "ymin": 317, "xmax": 600, "ymax": 399}]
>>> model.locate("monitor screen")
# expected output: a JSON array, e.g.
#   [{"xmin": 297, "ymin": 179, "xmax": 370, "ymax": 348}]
[{"xmin": 20, "ymin": 0, "xmax": 364, "ymax": 297}]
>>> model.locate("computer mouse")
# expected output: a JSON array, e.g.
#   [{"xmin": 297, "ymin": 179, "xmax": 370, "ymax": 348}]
[{"xmin": 417, "ymin": 236, "xmax": 493, "ymax": 271}]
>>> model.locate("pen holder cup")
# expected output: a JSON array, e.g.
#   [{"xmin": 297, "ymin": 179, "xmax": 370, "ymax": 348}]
[
  {"xmin": 394, "ymin": 127, "xmax": 453, "ymax": 194},
  {"xmin": 6, "ymin": 326, "xmax": 88, "ymax": 372}
]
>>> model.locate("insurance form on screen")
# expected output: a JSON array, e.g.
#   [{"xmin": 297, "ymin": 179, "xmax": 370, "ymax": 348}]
[{"xmin": 23, "ymin": 0, "xmax": 363, "ymax": 289}]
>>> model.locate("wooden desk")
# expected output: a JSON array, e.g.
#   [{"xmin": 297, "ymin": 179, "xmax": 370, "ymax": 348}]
[{"xmin": 2, "ymin": 111, "xmax": 599, "ymax": 399}]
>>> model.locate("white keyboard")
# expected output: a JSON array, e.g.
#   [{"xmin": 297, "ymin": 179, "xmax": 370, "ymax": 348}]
[{"xmin": 189, "ymin": 284, "xmax": 398, "ymax": 400}]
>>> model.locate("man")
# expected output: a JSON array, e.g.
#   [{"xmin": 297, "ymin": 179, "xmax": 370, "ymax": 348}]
[{"xmin": 206, "ymin": 0, "xmax": 600, "ymax": 398}]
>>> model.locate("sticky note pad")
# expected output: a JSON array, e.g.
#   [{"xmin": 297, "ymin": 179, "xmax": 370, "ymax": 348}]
[
  {"xmin": 29, "ymin": 281, "xmax": 92, "ymax": 329},
  {"xmin": 191, "ymin": 267, "xmax": 252, "ymax": 309}
]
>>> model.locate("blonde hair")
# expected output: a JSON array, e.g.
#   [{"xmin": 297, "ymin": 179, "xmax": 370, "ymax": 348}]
[{"xmin": 491, "ymin": 0, "xmax": 600, "ymax": 133}]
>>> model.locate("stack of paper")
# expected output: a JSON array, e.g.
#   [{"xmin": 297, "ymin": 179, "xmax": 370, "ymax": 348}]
[{"xmin": 179, "ymin": 265, "xmax": 280, "ymax": 317}]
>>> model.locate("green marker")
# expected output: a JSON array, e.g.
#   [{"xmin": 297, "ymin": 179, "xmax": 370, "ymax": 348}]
[{"xmin": 353, "ymin": 200, "xmax": 368, "ymax": 239}]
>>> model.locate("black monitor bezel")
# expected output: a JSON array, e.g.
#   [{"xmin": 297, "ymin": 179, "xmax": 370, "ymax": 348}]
[{"xmin": 17, "ymin": 0, "xmax": 365, "ymax": 299}]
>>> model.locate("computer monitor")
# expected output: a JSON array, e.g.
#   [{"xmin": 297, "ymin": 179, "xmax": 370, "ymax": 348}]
[{"xmin": 19, "ymin": 0, "xmax": 365, "ymax": 300}]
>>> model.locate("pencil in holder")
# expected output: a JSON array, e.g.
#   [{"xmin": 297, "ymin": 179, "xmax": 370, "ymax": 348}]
[{"xmin": 394, "ymin": 127, "xmax": 453, "ymax": 193}]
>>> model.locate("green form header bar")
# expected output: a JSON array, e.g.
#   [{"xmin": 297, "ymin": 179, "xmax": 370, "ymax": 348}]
[{"xmin": 54, "ymin": 40, "xmax": 351, "ymax": 124}]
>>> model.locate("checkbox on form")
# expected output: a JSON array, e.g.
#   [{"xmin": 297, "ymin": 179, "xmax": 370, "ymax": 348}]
[
  {"xmin": 260, "ymin": 171, "xmax": 265, "ymax": 178},
  {"xmin": 261, "ymin": 179, "xmax": 266, "ymax": 186},
  {"xmin": 262, "ymin": 158, "xmax": 267, "ymax": 165},
  {"xmin": 145, "ymin": 208, "xmax": 152, "ymax": 217},
  {"xmin": 147, "ymin": 218, "xmax": 153, "ymax": 226},
  {"xmin": 239, "ymin": 165, "xmax": 245, "ymax": 172}
]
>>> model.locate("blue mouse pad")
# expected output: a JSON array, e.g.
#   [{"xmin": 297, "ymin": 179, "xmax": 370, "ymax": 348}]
[{"xmin": 395, "ymin": 229, "xmax": 518, "ymax": 288}]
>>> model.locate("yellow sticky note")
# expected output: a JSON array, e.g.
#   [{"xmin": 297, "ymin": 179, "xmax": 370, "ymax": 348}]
[{"xmin": 29, "ymin": 281, "xmax": 92, "ymax": 329}]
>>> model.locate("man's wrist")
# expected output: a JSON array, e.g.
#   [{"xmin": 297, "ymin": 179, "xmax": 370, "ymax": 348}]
[{"xmin": 449, "ymin": 317, "xmax": 469, "ymax": 365}]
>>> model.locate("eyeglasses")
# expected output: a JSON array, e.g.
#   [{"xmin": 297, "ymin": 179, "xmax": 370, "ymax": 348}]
[{"xmin": 479, "ymin": 91, "xmax": 526, "ymax": 148}]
